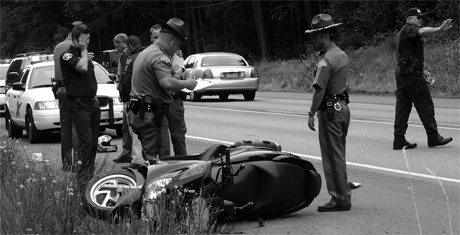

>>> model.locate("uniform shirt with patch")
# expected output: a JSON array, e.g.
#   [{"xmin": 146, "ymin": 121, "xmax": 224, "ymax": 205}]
[
  {"xmin": 312, "ymin": 44, "xmax": 349, "ymax": 95},
  {"xmin": 130, "ymin": 43, "xmax": 175, "ymax": 103},
  {"xmin": 60, "ymin": 45, "xmax": 97, "ymax": 97},
  {"xmin": 396, "ymin": 23, "xmax": 424, "ymax": 65}
]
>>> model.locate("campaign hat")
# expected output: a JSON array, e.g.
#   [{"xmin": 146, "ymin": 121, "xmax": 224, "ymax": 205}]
[
  {"xmin": 305, "ymin": 14, "xmax": 342, "ymax": 34},
  {"xmin": 158, "ymin": 18, "xmax": 188, "ymax": 42}
]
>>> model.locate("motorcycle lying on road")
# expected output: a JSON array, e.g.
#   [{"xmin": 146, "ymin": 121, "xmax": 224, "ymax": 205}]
[{"xmin": 81, "ymin": 140, "xmax": 322, "ymax": 225}]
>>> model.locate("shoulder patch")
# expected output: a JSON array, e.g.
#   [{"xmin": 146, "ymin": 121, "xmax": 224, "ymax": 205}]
[
  {"xmin": 317, "ymin": 59, "xmax": 328, "ymax": 69},
  {"xmin": 62, "ymin": 53, "xmax": 73, "ymax": 61},
  {"xmin": 159, "ymin": 55, "xmax": 172, "ymax": 65}
]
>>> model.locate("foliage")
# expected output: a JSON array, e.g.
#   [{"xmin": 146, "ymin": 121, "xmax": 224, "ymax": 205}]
[
  {"xmin": 0, "ymin": 139, "xmax": 218, "ymax": 234},
  {"xmin": 257, "ymin": 38, "xmax": 460, "ymax": 98},
  {"xmin": 1, "ymin": 0, "xmax": 458, "ymax": 60}
]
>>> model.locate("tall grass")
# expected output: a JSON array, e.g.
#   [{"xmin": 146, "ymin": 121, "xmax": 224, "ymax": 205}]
[
  {"xmin": 255, "ymin": 38, "xmax": 460, "ymax": 98},
  {"xmin": 0, "ymin": 138, "xmax": 216, "ymax": 234}
]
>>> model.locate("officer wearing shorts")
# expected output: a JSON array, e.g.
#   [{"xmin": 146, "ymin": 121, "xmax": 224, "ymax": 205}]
[
  {"xmin": 129, "ymin": 18, "xmax": 196, "ymax": 161},
  {"xmin": 60, "ymin": 23, "xmax": 101, "ymax": 187},
  {"xmin": 306, "ymin": 14, "xmax": 351, "ymax": 212}
]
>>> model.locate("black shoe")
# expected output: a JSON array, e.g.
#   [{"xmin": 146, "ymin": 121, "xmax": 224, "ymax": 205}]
[
  {"xmin": 348, "ymin": 182, "xmax": 361, "ymax": 189},
  {"xmin": 428, "ymin": 135, "xmax": 453, "ymax": 147},
  {"xmin": 113, "ymin": 156, "xmax": 133, "ymax": 163},
  {"xmin": 393, "ymin": 141, "xmax": 417, "ymax": 150},
  {"xmin": 317, "ymin": 202, "xmax": 351, "ymax": 212}
]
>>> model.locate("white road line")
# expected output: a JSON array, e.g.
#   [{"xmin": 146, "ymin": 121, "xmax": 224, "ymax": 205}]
[
  {"xmin": 186, "ymin": 105, "xmax": 460, "ymax": 130},
  {"xmin": 186, "ymin": 135, "xmax": 460, "ymax": 184}
]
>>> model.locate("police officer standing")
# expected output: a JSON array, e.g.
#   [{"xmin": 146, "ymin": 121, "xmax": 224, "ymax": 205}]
[
  {"xmin": 53, "ymin": 21, "xmax": 81, "ymax": 171},
  {"xmin": 393, "ymin": 8, "xmax": 453, "ymax": 150},
  {"xmin": 151, "ymin": 23, "xmax": 188, "ymax": 156},
  {"xmin": 60, "ymin": 23, "xmax": 101, "ymax": 187},
  {"xmin": 305, "ymin": 14, "xmax": 351, "ymax": 212},
  {"xmin": 130, "ymin": 18, "xmax": 196, "ymax": 161},
  {"xmin": 113, "ymin": 33, "xmax": 134, "ymax": 163},
  {"xmin": 114, "ymin": 35, "xmax": 146, "ymax": 164}
]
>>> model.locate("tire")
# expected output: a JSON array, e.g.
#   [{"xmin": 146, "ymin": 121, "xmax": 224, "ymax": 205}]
[
  {"xmin": 82, "ymin": 170, "xmax": 138, "ymax": 222},
  {"xmin": 218, "ymin": 94, "xmax": 229, "ymax": 101},
  {"xmin": 115, "ymin": 125, "xmax": 123, "ymax": 137},
  {"xmin": 26, "ymin": 107, "xmax": 41, "ymax": 143},
  {"xmin": 6, "ymin": 108, "xmax": 22, "ymax": 138},
  {"xmin": 190, "ymin": 91, "xmax": 201, "ymax": 102},
  {"xmin": 243, "ymin": 91, "xmax": 256, "ymax": 101}
]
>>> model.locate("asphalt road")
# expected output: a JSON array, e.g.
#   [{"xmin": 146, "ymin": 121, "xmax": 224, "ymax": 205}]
[{"xmin": 1, "ymin": 91, "xmax": 459, "ymax": 234}]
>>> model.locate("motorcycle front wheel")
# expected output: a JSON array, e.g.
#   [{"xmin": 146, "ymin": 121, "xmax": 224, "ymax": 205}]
[{"xmin": 82, "ymin": 170, "xmax": 138, "ymax": 222}]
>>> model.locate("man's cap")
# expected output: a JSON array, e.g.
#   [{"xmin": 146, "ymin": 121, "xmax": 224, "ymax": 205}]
[
  {"xmin": 158, "ymin": 18, "xmax": 188, "ymax": 42},
  {"xmin": 73, "ymin": 23, "xmax": 90, "ymax": 34},
  {"xmin": 127, "ymin": 35, "xmax": 141, "ymax": 48},
  {"xmin": 405, "ymin": 8, "xmax": 427, "ymax": 18},
  {"xmin": 305, "ymin": 14, "xmax": 342, "ymax": 34},
  {"xmin": 65, "ymin": 21, "xmax": 83, "ymax": 30}
]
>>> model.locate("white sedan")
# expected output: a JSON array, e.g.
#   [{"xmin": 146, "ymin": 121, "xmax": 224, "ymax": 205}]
[
  {"xmin": 5, "ymin": 61, "xmax": 123, "ymax": 143},
  {"xmin": 183, "ymin": 52, "xmax": 260, "ymax": 102}
]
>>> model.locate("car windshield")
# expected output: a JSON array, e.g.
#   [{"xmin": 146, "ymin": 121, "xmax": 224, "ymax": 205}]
[
  {"xmin": 0, "ymin": 66, "xmax": 8, "ymax": 80},
  {"xmin": 201, "ymin": 55, "xmax": 247, "ymax": 67},
  {"xmin": 94, "ymin": 63, "xmax": 112, "ymax": 84},
  {"xmin": 28, "ymin": 63, "xmax": 111, "ymax": 89},
  {"xmin": 29, "ymin": 66, "xmax": 54, "ymax": 88}
]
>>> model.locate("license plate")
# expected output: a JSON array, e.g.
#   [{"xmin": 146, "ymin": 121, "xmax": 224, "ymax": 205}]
[{"xmin": 225, "ymin": 72, "xmax": 238, "ymax": 79}]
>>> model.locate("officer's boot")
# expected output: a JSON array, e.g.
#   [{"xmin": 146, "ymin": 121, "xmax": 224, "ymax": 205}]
[
  {"xmin": 428, "ymin": 132, "xmax": 453, "ymax": 148},
  {"xmin": 393, "ymin": 135, "xmax": 417, "ymax": 150}
]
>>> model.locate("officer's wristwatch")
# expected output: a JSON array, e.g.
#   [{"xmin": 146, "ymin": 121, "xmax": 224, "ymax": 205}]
[{"xmin": 308, "ymin": 111, "xmax": 315, "ymax": 117}]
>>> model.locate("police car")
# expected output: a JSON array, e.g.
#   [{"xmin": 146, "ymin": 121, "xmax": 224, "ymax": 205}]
[
  {"xmin": 0, "ymin": 63, "xmax": 9, "ymax": 116},
  {"xmin": 5, "ymin": 60, "xmax": 123, "ymax": 143}
]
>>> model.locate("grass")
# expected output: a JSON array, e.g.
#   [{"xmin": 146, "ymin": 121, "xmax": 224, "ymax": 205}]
[
  {"xmin": 255, "ymin": 38, "xmax": 460, "ymax": 98},
  {"xmin": 0, "ymin": 138, "xmax": 219, "ymax": 234}
]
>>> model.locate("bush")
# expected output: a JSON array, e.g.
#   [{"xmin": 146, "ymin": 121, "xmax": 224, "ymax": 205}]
[{"xmin": 255, "ymin": 38, "xmax": 459, "ymax": 98}]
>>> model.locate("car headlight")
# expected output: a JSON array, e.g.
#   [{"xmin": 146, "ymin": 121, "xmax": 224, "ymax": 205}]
[{"xmin": 34, "ymin": 100, "xmax": 59, "ymax": 110}]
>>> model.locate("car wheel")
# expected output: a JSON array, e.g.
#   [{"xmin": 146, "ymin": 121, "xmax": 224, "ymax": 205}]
[
  {"xmin": 6, "ymin": 108, "xmax": 22, "ymax": 138},
  {"xmin": 190, "ymin": 91, "xmax": 201, "ymax": 102},
  {"xmin": 243, "ymin": 91, "xmax": 256, "ymax": 101},
  {"xmin": 26, "ymin": 107, "xmax": 41, "ymax": 143},
  {"xmin": 115, "ymin": 125, "xmax": 123, "ymax": 137},
  {"xmin": 219, "ymin": 94, "xmax": 229, "ymax": 101}
]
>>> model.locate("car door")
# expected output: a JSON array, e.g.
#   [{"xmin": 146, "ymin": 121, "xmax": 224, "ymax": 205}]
[{"xmin": 7, "ymin": 67, "xmax": 29, "ymax": 127}]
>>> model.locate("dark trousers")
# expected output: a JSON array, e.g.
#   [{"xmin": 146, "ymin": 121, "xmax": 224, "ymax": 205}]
[
  {"xmin": 167, "ymin": 98, "xmax": 187, "ymax": 155},
  {"xmin": 394, "ymin": 72, "xmax": 438, "ymax": 141},
  {"xmin": 129, "ymin": 110, "xmax": 170, "ymax": 161},
  {"xmin": 318, "ymin": 101, "xmax": 351, "ymax": 206},
  {"xmin": 58, "ymin": 89, "xmax": 79, "ymax": 170},
  {"xmin": 120, "ymin": 102, "xmax": 133, "ymax": 157},
  {"xmin": 67, "ymin": 99, "xmax": 101, "ymax": 185}
]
